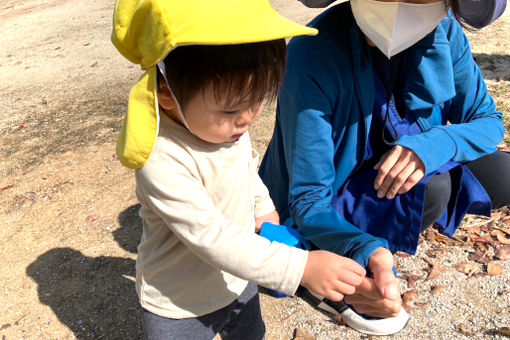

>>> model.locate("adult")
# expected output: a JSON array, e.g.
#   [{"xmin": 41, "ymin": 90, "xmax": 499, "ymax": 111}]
[{"xmin": 260, "ymin": 0, "xmax": 509, "ymax": 335}]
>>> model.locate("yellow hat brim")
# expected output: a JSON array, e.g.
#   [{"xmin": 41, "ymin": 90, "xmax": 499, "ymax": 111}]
[
  {"xmin": 154, "ymin": 12, "xmax": 318, "ymax": 69},
  {"xmin": 112, "ymin": 0, "xmax": 317, "ymax": 69}
]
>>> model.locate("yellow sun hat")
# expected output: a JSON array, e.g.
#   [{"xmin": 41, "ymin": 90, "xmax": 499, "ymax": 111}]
[{"xmin": 112, "ymin": 0, "xmax": 318, "ymax": 169}]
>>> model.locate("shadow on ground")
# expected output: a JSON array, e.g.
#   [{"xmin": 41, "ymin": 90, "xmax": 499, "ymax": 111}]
[
  {"xmin": 115, "ymin": 204, "xmax": 143, "ymax": 254},
  {"xmin": 26, "ymin": 205, "xmax": 144, "ymax": 339},
  {"xmin": 26, "ymin": 248, "xmax": 141, "ymax": 339},
  {"xmin": 474, "ymin": 53, "xmax": 510, "ymax": 81}
]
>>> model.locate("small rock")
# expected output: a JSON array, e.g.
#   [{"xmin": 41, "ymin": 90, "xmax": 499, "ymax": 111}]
[
  {"xmin": 293, "ymin": 328, "xmax": 315, "ymax": 340},
  {"xmin": 430, "ymin": 285, "xmax": 446, "ymax": 295},
  {"xmin": 457, "ymin": 324, "xmax": 475, "ymax": 336}
]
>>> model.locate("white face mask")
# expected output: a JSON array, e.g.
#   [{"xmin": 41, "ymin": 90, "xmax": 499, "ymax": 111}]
[{"xmin": 350, "ymin": 0, "xmax": 447, "ymax": 58}]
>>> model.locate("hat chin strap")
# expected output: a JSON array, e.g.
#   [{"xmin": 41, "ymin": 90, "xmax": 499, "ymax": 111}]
[{"xmin": 157, "ymin": 62, "xmax": 194, "ymax": 134}]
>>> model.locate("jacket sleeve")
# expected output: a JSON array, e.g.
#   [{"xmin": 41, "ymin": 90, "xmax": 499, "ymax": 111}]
[
  {"xmin": 395, "ymin": 19, "xmax": 505, "ymax": 174},
  {"xmin": 136, "ymin": 151, "xmax": 308, "ymax": 296},
  {"xmin": 277, "ymin": 43, "xmax": 388, "ymax": 268}
]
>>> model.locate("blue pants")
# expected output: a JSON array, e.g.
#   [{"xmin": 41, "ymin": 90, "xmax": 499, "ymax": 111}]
[{"xmin": 141, "ymin": 283, "xmax": 265, "ymax": 340}]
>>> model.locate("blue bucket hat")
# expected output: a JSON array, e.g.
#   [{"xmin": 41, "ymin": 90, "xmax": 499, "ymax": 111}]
[
  {"xmin": 299, "ymin": 0, "xmax": 507, "ymax": 28},
  {"xmin": 458, "ymin": 0, "xmax": 507, "ymax": 28}
]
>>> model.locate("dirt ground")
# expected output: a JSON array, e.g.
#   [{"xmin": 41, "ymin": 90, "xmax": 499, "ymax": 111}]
[{"xmin": 0, "ymin": 0, "xmax": 509, "ymax": 339}]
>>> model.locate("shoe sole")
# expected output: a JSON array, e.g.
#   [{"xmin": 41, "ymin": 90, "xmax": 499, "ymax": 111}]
[{"xmin": 298, "ymin": 287, "xmax": 410, "ymax": 336}]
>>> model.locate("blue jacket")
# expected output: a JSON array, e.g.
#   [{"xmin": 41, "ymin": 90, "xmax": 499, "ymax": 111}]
[{"xmin": 259, "ymin": 3, "xmax": 505, "ymax": 268}]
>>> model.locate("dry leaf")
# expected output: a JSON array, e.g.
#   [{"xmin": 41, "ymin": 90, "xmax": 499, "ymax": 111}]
[
  {"xmin": 334, "ymin": 316, "xmax": 346, "ymax": 326},
  {"xmin": 85, "ymin": 215, "xmax": 99, "ymax": 223},
  {"xmin": 402, "ymin": 303, "xmax": 412, "ymax": 313},
  {"xmin": 423, "ymin": 257, "xmax": 435, "ymax": 266},
  {"xmin": 469, "ymin": 226, "xmax": 481, "ymax": 235},
  {"xmin": 496, "ymin": 231, "xmax": 510, "ymax": 245},
  {"xmin": 454, "ymin": 262, "xmax": 477, "ymax": 276},
  {"xmin": 396, "ymin": 252, "xmax": 412, "ymax": 258},
  {"xmin": 425, "ymin": 229, "xmax": 436, "ymax": 242},
  {"xmin": 499, "ymin": 227, "xmax": 510, "ymax": 236},
  {"xmin": 478, "ymin": 235, "xmax": 496, "ymax": 245},
  {"xmin": 495, "ymin": 246, "xmax": 510, "ymax": 261},
  {"xmin": 474, "ymin": 241, "xmax": 489, "ymax": 252},
  {"xmin": 468, "ymin": 250, "xmax": 492, "ymax": 265},
  {"xmin": 407, "ymin": 275, "xmax": 420, "ymax": 288},
  {"xmin": 491, "ymin": 211, "xmax": 505, "ymax": 220},
  {"xmin": 0, "ymin": 185, "xmax": 14, "ymax": 194},
  {"xmin": 414, "ymin": 302, "xmax": 431, "ymax": 310},
  {"xmin": 427, "ymin": 265, "xmax": 445, "ymax": 280},
  {"xmin": 487, "ymin": 263, "xmax": 503, "ymax": 276},
  {"xmin": 499, "ymin": 290, "xmax": 510, "ymax": 296},
  {"xmin": 294, "ymin": 328, "xmax": 315, "ymax": 340},
  {"xmin": 434, "ymin": 233, "xmax": 448, "ymax": 243},
  {"xmin": 495, "ymin": 327, "xmax": 510, "ymax": 336},
  {"xmin": 281, "ymin": 310, "xmax": 296, "ymax": 322},
  {"xmin": 430, "ymin": 285, "xmax": 446, "ymax": 295},
  {"xmin": 403, "ymin": 290, "xmax": 417, "ymax": 304}
]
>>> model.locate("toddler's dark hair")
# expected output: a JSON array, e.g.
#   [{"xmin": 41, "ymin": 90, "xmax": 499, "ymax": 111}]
[{"xmin": 163, "ymin": 39, "xmax": 287, "ymax": 109}]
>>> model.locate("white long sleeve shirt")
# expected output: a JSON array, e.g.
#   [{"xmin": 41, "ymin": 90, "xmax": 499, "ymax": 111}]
[{"xmin": 134, "ymin": 113, "xmax": 308, "ymax": 318}]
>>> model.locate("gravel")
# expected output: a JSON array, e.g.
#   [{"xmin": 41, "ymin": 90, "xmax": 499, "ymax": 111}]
[{"xmin": 260, "ymin": 217, "xmax": 510, "ymax": 340}]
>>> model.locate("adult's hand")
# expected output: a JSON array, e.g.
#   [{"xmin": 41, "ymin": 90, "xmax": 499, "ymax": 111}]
[
  {"xmin": 343, "ymin": 248, "xmax": 402, "ymax": 318},
  {"xmin": 373, "ymin": 145, "xmax": 425, "ymax": 199}
]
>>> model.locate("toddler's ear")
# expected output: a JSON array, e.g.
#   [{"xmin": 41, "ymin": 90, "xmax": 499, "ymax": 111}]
[{"xmin": 157, "ymin": 79, "xmax": 177, "ymax": 111}]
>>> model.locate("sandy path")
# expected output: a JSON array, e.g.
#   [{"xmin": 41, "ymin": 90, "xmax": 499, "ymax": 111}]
[{"xmin": 1, "ymin": 1, "xmax": 509, "ymax": 339}]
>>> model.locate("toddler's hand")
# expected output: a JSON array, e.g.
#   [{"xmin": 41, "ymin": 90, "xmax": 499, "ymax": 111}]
[
  {"xmin": 255, "ymin": 210, "xmax": 280, "ymax": 233},
  {"xmin": 301, "ymin": 250, "xmax": 365, "ymax": 301}
]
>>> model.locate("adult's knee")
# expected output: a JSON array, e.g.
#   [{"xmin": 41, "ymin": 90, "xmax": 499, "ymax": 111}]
[
  {"xmin": 421, "ymin": 172, "xmax": 452, "ymax": 231},
  {"xmin": 466, "ymin": 151, "xmax": 510, "ymax": 209}
]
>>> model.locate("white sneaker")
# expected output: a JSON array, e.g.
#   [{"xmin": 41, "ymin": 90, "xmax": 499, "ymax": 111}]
[{"xmin": 298, "ymin": 287, "xmax": 409, "ymax": 336}]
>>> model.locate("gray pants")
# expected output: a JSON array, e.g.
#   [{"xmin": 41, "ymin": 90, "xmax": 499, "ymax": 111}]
[{"xmin": 142, "ymin": 282, "xmax": 266, "ymax": 340}]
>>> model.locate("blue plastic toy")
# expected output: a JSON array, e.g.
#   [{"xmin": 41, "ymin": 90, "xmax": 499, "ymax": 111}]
[
  {"xmin": 259, "ymin": 222, "xmax": 311, "ymax": 297},
  {"xmin": 259, "ymin": 222, "xmax": 311, "ymax": 250}
]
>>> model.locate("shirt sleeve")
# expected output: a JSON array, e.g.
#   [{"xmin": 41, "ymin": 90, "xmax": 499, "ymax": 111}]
[
  {"xmin": 277, "ymin": 42, "xmax": 388, "ymax": 268},
  {"xmin": 251, "ymin": 149, "xmax": 277, "ymax": 218},
  {"xmin": 136, "ymin": 150, "xmax": 308, "ymax": 296},
  {"xmin": 395, "ymin": 19, "xmax": 505, "ymax": 174}
]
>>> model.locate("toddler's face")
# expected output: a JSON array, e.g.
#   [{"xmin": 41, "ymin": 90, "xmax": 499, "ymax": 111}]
[{"xmin": 183, "ymin": 84, "xmax": 264, "ymax": 144}]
